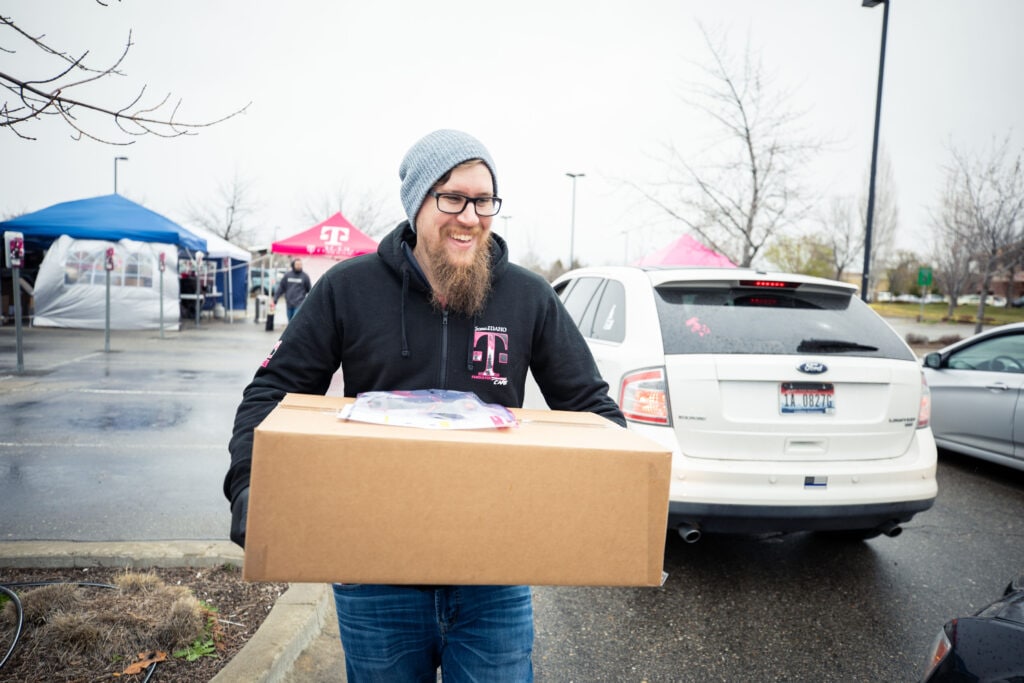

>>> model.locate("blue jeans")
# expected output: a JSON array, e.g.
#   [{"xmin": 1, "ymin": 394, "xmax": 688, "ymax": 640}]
[{"xmin": 332, "ymin": 584, "xmax": 533, "ymax": 682}]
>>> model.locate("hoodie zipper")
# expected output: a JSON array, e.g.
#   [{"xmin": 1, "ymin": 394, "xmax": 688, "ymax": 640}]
[{"xmin": 438, "ymin": 308, "xmax": 449, "ymax": 388}]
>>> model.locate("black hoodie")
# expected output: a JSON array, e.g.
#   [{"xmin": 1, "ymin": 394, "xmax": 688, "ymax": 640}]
[{"xmin": 224, "ymin": 222, "xmax": 625, "ymax": 505}]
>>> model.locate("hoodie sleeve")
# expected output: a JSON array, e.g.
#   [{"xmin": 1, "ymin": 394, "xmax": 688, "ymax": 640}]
[{"xmin": 223, "ymin": 276, "xmax": 344, "ymax": 504}]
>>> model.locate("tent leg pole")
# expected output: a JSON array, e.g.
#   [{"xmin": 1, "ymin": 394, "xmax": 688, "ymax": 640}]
[{"xmin": 105, "ymin": 268, "xmax": 111, "ymax": 352}]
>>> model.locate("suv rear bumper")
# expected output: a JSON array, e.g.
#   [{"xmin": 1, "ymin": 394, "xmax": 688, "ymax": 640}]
[{"xmin": 667, "ymin": 497, "xmax": 935, "ymax": 534}]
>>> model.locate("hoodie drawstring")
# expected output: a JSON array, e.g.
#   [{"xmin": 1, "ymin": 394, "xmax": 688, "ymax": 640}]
[{"xmin": 466, "ymin": 314, "xmax": 477, "ymax": 371}]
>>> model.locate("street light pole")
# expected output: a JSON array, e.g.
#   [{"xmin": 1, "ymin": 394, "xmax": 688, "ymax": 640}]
[
  {"xmin": 499, "ymin": 215, "xmax": 513, "ymax": 240},
  {"xmin": 861, "ymin": 0, "xmax": 889, "ymax": 302},
  {"xmin": 565, "ymin": 172, "xmax": 585, "ymax": 269},
  {"xmin": 114, "ymin": 156, "xmax": 129, "ymax": 194}
]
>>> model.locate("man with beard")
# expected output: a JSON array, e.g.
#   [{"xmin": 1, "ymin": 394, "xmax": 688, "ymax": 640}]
[{"xmin": 224, "ymin": 129, "xmax": 624, "ymax": 682}]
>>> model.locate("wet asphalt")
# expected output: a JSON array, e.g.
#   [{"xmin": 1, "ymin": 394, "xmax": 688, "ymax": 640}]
[{"xmin": 0, "ymin": 314, "xmax": 279, "ymax": 542}]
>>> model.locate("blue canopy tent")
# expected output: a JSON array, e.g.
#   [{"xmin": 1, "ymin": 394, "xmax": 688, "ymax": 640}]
[
  {"xmin": 0, "ymin": 194, "xmax": 206, "ymax": 253},
  {"xmin": 0, "ymin": 195, "xmax": 207, "ymax": 330}
]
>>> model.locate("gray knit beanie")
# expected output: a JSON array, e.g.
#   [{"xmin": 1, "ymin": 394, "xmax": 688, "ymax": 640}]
[{"xmin": 399, "ymin": 129, "xmax": 498, "ymax": 231}]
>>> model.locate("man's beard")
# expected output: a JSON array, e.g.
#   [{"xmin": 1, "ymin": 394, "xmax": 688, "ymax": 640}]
[{"xmin": 428, "ymin": 235, "xmax": 492, "ymax": 317}]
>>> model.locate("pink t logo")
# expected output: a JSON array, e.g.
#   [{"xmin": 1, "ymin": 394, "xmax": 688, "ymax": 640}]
[
  {"xmin": 473, "ymin": 330, "xmax": 509, "ymax": 379},
  {"xmin": 320, "ymin": 226, "xmax": 350, "ymax": 244}
]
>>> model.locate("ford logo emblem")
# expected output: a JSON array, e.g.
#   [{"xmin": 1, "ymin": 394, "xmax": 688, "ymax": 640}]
[{"xmin": 798, "ymin": 362, "xmax": 828, "ymax": 374}]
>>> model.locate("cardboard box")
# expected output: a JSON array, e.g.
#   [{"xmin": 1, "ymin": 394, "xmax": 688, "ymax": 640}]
[{"xmin": 244, "ymin": 394, "xmax": 671, "ymax": 586}]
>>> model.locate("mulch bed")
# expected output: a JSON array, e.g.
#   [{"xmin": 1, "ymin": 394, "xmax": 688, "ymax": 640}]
[{"xmin": 0, "ymin": 564, "xmax": 287, "ymax": 682}]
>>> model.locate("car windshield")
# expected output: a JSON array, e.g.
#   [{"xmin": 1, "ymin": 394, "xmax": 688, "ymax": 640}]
[{"xmin": 654, "ymin": 284, "xmax": 915, "ymax": 360}]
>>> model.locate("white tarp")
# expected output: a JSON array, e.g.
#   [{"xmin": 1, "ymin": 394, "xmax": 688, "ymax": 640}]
[
  {"xmin": 33, "ymin": 235, "xmax": 180, "ymax": 330},
  {"xmin": 185, "ymin": 224, "xmax": 251, "ymax": 262}
]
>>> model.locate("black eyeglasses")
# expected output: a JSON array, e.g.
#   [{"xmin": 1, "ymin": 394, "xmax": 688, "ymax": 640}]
[{"xmin": 429, "ymin": 191, "xmax": 502, "ymax": 217}]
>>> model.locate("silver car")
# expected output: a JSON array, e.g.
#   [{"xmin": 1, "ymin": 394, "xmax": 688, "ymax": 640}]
[{"xmin": 922, "ymin": 321, "xmax": 1024, "ymax": 473}]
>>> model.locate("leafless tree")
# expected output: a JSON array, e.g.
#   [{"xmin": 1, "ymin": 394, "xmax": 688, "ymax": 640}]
[
  {"xmin": 818, "ymin": 196, "xmax": 862, "ymax": 281},
  {"xmin": 762, "ymin": 233, "xmax": 833, "ymax": 278},
  {"xmin": 930, "ymin": 177, "xmax": 976, "ymax": 318},
  {"xmin": 302, "ymin": 185, "xmax": 399, "ymax": 239},
  {"xmin": 186, "ymin": 172, "xmax": 261, "ymax": 248},
  {"xmin": 0, "ymin": 10, "xmax": 248, "ymax": 144},
  {"xmin": 632, "ymin": 25, "xmax": 821, "ymax": 267},
  {"xmin": 934, "ymin": 136, "xmax": 1024, "ymax": 332}
]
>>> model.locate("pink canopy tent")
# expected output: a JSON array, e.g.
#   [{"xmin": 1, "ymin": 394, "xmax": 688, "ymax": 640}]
[
  {"xmin": 634, "ymin": 234, "xmax": 735, "ymax": 268},
  {"xmin": 271, "ymin": 212, "xmax": 378, "ymax": 283}
]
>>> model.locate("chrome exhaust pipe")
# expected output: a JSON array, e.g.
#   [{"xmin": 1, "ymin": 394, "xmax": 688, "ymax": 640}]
[
  {"xmin": 879, "ymin": 521, "xmax": 903, "ymax": 538},
  {"xmin": 677, "ymin": 523, "xmax": 702, "ymax": 543}
]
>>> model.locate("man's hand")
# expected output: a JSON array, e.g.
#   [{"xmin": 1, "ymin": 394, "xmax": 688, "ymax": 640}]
[{"xmin": 230, "ymin": 487, "xmax": 249, "ymax": 548}]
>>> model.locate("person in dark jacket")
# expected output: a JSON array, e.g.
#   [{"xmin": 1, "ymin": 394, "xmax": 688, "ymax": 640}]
[
  {"xmin": 273, "ymin": 258, "xmax": 311, "ymax": 321},
  {"xmin": 225, "ymin": 129, "xmax": 625, "ymax": 682}
]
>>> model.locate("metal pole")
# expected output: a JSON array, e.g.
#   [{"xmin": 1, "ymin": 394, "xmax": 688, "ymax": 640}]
[
  {"xmin": 860, "ymin": 0, "xmax": 889, "ymax": 302},
  {"xmin": 565, "ymin": 173, "xmax": 585, "ymax": 269},
  {"xmin": 159, "ymin": 265, "xmax": 165, "ymax": 339},
  {"xmin": 114, "ymin": 156, "xmax": 128, "ymax": 194},
  {"xmin": 104, "ymin": 267, "xmax": 111, "ymax": 352},
  {"xmin": 13, "ymin": 266, "xmax": 23, "ymax": 372},
  {"xmin": 225, "ymin": 257, "xmax": 233, "ymax": 324}
]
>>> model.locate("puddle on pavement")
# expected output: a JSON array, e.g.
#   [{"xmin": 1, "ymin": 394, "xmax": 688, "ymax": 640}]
[{"xmin": 66, "ymin": 403, "xmax": 192, "ymax": 430}]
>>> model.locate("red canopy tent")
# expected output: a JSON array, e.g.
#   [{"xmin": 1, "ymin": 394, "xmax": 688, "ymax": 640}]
[
  {"xmin": 271, "ymin": 212, "xmax": 378, "ymax": 283},
  {"xmin": 272, "ymin": 212, "xmax": 377, "ymax": 259},
  {"xmin": 634, "ymin": 234, "xmax": 735, "ymax": 268}
]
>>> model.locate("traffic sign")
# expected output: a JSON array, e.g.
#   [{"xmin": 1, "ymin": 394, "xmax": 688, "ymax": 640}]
[{"xmin": 918, "ymin": 267, "xmax": 933, "ymax": 287}]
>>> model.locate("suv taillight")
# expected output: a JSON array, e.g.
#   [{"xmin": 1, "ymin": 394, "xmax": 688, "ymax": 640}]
[
  {"xmin": 918, "ymin": 372, "xmax": 931, "ymax": 429},
  {"xmin": 619, "ymin": 368, "xmax": 670, "ymax": 425}
]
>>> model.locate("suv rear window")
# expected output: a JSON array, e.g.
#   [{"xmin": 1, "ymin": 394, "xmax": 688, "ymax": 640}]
[{"xmin": 654, "ymin": 285, "xmax": 915, "ymax": 360}]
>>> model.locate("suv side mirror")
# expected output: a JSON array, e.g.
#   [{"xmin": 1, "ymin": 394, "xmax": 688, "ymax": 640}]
[{"xmin": 923, "ymin": 352, "xmax": 942, "ymax": 369}]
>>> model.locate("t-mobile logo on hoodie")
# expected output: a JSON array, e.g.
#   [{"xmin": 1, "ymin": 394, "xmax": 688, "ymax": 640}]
[{"xmin": 472, "ymin": 326, "xmax": 509, "ymax": 385}]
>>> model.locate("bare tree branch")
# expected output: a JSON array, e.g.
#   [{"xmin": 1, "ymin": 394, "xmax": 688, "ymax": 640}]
[
  {"xmin": 302, "ymin": 185, "xmax": 400, "ymax": 238},
  {"xmin": 186, "ymin": 172, "xmax": 262, "ymax": 247},
  {"xmin": 933, "ymin": 135, "xmax": 1024, "ymax": 331},
  {"xmin": 1, "ymin": 13, "xmax": 249, "ymax": 144},
  {"xmin": 636, "ymin": 23, "xmax": 821, "ymax": 267}
]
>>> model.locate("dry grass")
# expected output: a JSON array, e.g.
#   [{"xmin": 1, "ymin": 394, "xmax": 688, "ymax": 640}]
[{"xmin": 1, "ymin": 569, "xmax": 209, "ymax": 679}]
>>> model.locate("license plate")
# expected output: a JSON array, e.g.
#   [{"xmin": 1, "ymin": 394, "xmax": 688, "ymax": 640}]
[{"xmin": 780, "ymin": 382, "xmax": 835, "ymax": 415}]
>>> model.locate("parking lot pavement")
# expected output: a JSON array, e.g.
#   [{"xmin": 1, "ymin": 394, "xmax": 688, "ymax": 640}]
[{"xmin": 0, "ymin": 315, "xmax": 288, "ymax": 541}]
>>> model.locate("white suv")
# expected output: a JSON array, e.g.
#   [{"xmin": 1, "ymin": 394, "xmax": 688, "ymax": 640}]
[{"xmin": 545, "ymin": 266, "xmax": 937, "ymax": 541}]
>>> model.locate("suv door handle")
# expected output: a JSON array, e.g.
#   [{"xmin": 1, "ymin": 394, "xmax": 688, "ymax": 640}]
[{"xmin": 985, "ymin": 382, "xmax": 1011, "ymax": 391}]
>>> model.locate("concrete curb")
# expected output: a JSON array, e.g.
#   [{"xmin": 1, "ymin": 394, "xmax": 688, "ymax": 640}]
[
  {"xmin": 212, "ymin": 582, "xmax": 332, "ymax": 683},
  {"xmin": 0, "ymin": 541, "xmax": 327, "ymax": 683}
]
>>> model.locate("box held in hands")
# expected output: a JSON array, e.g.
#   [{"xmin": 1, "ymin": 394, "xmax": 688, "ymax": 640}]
[{"xmin": 243, "ymin": 394, "xmax": 671, "ymax": 586}]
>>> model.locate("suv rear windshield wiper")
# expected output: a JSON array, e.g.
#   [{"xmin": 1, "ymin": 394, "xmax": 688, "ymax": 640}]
[{"xmin": 797, "ymin": 338, "xmax": 880, "ymax": 353}]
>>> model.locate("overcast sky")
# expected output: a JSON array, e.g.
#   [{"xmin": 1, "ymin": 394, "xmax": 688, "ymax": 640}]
[{"xmin": 3, "ymin": 1, "xmax": 1023, "ymax": 269}]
